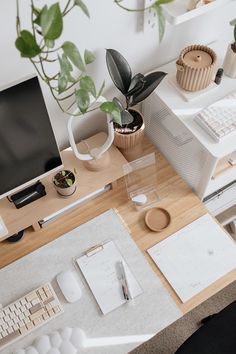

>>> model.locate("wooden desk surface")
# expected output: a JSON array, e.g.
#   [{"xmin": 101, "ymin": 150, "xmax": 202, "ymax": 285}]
[{"xmin": 0, "ymin": 138, "xmax": 235, "ymax": 315}]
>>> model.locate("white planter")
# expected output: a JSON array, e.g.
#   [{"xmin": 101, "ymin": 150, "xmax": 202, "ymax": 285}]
[
  {"xmin": 223, "ymin": 44, "xmax": 236, "ymax": 78},
  {"xmin": 53, "ymin": 170, "xmax": 77, "ymax": 197}
]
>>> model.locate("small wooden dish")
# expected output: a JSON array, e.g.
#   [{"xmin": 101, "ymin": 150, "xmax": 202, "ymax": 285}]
[{"xmin": 145, "ymin": 207, "xmax": 171, "ymax": 232}]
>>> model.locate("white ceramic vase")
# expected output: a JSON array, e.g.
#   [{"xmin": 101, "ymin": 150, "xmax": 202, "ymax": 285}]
[{"xmin": 223, "ymin": 44, "xmax": 236, "ymax": 78}]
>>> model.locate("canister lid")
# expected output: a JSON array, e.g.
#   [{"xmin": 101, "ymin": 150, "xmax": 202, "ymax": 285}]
[{"xmin": 183, "ymin": 49, "xmax": 213, "ymax": 69}]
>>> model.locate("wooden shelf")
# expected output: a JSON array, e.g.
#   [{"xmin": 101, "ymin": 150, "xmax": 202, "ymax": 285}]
[
  {"xmin": 162, "ymin": 0, "xmax": 232, "ymax": 25},
  {"xmin": 216, "ymin": 204, "xmax": 236, "ymax": 226},
  {"xmin": 0, "ymin": 132, "xmax": 127, "ymax": 240}
]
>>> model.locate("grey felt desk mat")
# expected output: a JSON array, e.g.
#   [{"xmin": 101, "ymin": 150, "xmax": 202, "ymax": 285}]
[{"xmin": 0, "ymin": 209, "xmax": 182, "ymax": 354}]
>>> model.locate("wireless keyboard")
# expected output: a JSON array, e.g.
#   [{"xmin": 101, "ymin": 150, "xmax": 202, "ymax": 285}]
[
  {"xmin": 0, "ymin": 283, "xmax": 63, "ymax": 351},
  {"xmin": 194, "ymin": 91, "xmax": 236, "ymax": 142}
]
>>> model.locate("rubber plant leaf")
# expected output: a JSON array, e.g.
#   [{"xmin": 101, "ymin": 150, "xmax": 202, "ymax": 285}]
[
  {"xmin": 15, "ymin": 30, "xmax": 41, "ymax": 58},
  {"xmin": 74, "ymin": 0, "xmax": 90, "ymax": 18},
  {"xmin": 112, "ymin": 97, "xmax": 124, "ymax": 111},
  {"xmin": 121, "ymin": 110, "xmax": 134, "ymax": 125},
  {"xmin": 41, "ymin": 3, "xmax": 63, "ymax": 40},
  {"xmin": 62, "ymin": 41, "xmax": 85, "ymax": 72},
  {"xmin": 106, "ymin": 49, "xmax": 132, "ymax": 95},
  {"xmin": 75, "ymin": 88, "xmax": 90, "ymax": 113},
  {"xmin": 127, "ymin": 73, "xmax": 145, "ymax": 97},
  {"xmin": 80, "ymin": 75, "xmax": 96, "ymax": 98},
  {"xmin": 130, "ymin": 71, "xmax": 167, "ymax": 106}
]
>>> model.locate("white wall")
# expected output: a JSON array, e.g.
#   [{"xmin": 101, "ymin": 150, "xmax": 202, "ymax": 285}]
[{"xmin": 1, "ymin": 0, "xmax": 235, "ymax": 149}]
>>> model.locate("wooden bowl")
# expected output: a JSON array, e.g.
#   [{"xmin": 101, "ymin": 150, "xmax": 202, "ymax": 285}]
[{"xmin": 145, "ymin": 207, "xmax": 171, "ymax": 232}]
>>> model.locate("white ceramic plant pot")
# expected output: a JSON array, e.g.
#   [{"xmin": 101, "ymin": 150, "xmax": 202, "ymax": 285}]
[
  {"xmin": 223, "ymin": 44, "xmax": 236, "ymax": 78},
  {"xmin": 54, "ymin": 183, "xmax": 76, "ymax": 197},
  {"xmin": 53, "ymin": 170, "xmax": 77, "ymax": 197}
]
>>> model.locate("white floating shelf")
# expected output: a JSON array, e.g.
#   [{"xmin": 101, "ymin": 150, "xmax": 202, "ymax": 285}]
[{"xmin": 162, "ymin": 0, "xmax": 233, "ymax": 25}]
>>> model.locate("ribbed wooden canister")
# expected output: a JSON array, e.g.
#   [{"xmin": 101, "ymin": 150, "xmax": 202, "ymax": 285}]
[{"xmin": 176, "ymin": 45, "xmax": 217, "ymax": 92}]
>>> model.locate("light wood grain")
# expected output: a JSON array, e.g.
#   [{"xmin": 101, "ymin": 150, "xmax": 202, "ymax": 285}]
[
  {"xmin": 0, "ymin": 136, "xmax": 235, "ymax": 315},
  {"xmin": 0, "ymin": 132, "xmax": 127, "ymax": 239}
]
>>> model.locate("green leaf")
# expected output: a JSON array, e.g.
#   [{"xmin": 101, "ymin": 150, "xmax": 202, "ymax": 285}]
[
  {"xmin": 106, "ymin": 49, "xmax": 132, "ymax": 95},
  {"xmin": 80, "ymin": 76, "xmax": 96, "ymax": 97},
  {"xmin": 100, "ymin": 101, "xmax": 122, "ymax": 126},
  {"xmin": 156, "ymin": 0, "xmax": 174, "ymax": 4},
  {"xmin": 58, "ymin": 74, "xmax": 68, "ymax": 94},
  {"xmin": 230, "ymin": 18, "xmax": 236, "ymax": 26},
  {"xmin": 130, "ymin": 71, "xmax": 167, "ymax": 106},
  {"xmin": 84, "ymin": 49, "xmax": 95, "ymax": 64},
  {"xmin": 75, "ymin": 89, "xmax": 90, "ymax": 113},
  {"xmin": 153, "ymin": 4, "xmax": 165, "ymax": 42},
  {"xmin": 62, "ymin": 171, "xmax": 66, "ymax": 176},
  {"xmin": 121, "ymin": 110, "xmax": 133, "ymax": 125},
  {"xmin": 41, "ymin": 3, "xmax": 63, "ymax": 40},
  {"xmin": 45, "ymin": 39, "xmax": 55, "ymax": 48},
  {"xmin": 96, "ymin": 80, "xmax": 105, "ymax": 99},
  {"xmin": 66, "ymin": 178, "xmax": 73, "ymax": 186},
  {"xmin": 32, "ymin": 5, "xmax": 42, "ymax": 25},
  {"xmin": 58, "ymin": 54, "xmax": 75, "ymax": 84},
  {"xmin": 62, "ymin": 41, "xmax": 85, "ymax": 71},
  {"xmin": 74, "ymin": 0, "xmax": 90, "ymax": 17},
  {"xmin": 15, "ymin": 30, "xmax": 41, "ymax": 58}
]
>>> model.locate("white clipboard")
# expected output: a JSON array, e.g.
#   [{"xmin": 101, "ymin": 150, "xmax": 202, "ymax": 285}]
[{"xmin": 75, "ymin": 240, "xmax": 143, "ymax": 315}]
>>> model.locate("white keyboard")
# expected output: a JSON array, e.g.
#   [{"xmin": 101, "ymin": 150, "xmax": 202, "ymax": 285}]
[
  {"xmin": 195, "ymin": 91, "xmax": 236, "ymax": 142},
  {"xmin": 0, "ymin": 283, "xmax": 63, "ymax": 351}
]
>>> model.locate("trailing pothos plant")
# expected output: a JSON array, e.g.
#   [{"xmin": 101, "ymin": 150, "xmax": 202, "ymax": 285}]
[
  {"xmin": 15, "ymin": 0, "xmax": 120, "ymax": 122},
  {"xmin": 100, "ymin": 49, "xmax": 166, "ymax": 129},
  {"xmin": 113, "ymin": 0, "xmax": 175, "ymax": 43}
]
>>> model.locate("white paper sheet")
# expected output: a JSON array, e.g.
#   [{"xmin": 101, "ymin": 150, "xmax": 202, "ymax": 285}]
[
  {"xmin": 76, "ymin": 241, "xmax": 143, "ymax": 315},
  {"xmin": 148, "ymin": 214, "xmax": 236, "ymax": 302}
]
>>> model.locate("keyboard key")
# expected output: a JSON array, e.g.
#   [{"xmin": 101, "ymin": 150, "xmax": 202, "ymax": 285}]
[
  {"xmin": 195, "ymin": 91, "xmax": 236, "ymax": 142},
  {"xmin": 0, "ymin": 283, "xmax": 63, "ymax": 351},
  {"xmin": 0, "ymin": 330, "xmax": 21, "ymax": 346}
]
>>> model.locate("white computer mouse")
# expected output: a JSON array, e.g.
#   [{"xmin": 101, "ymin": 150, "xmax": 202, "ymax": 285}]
[{"xmin": 56, "ymin": 270, "xmax": 82, "ymax": 303}]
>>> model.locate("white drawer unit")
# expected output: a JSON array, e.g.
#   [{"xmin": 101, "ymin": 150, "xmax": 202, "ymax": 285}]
[{"xmin": 142, "ymin": 41, "xmax": 236, "ymax": 202}]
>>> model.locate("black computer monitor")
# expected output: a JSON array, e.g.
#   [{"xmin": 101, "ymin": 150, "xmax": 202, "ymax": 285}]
[{"xmin": 0, "ymin": 75, "xmax": 63, "ymax": 200}]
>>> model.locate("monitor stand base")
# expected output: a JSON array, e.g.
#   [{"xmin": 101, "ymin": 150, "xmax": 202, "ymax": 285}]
[
  {"xmin": 7, "ymin": 230, "xmax": 24, "ymax": 243},
  {"xmin": 10, "ymin": 182, "xmax": 46, "ymax": 209}
]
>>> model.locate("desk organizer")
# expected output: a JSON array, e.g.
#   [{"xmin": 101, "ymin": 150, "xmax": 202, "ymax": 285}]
[
  {"xmin": 176, "ymin": 45, "xmax": 217, "ymax": 91},
  {"xmin": 123, "ymin": 153, "xmax": 159, "ymax": 210}
]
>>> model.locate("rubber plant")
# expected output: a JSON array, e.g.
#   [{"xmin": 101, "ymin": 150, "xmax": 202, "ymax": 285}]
[
  {"xmin": 15, "ymin": 0, "xmax": 121, "ymax": 122},
  {"xmin": 114, "ymin": 0, "xmax": 175, "ymax": 43},
  {"xmin": 101, "ymin": 49, "xmax": 167, "ymax": 129}
]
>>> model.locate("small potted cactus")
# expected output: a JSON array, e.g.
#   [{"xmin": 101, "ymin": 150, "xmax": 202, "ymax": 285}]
[{"xmin": 53, "ymin": 169, "xmax": 77, "ymax": 197}]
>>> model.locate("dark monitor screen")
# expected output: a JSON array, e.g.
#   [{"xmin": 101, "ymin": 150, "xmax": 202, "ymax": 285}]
[{"xmin": 0, "ymin": 76, "xmax": 62, "ymax": 198}]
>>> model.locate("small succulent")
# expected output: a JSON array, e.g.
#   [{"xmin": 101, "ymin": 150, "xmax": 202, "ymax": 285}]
[
  {"xmin": 53, "ymin": 169, "xmax": 76, "ymax": 188},
  {"xmin": 100, "ymin": 49, "xmax": 167, "ymax": 127},
  {"xmin": 230, "ymin": 18, "xmax": 236, "ymax": 53}
]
